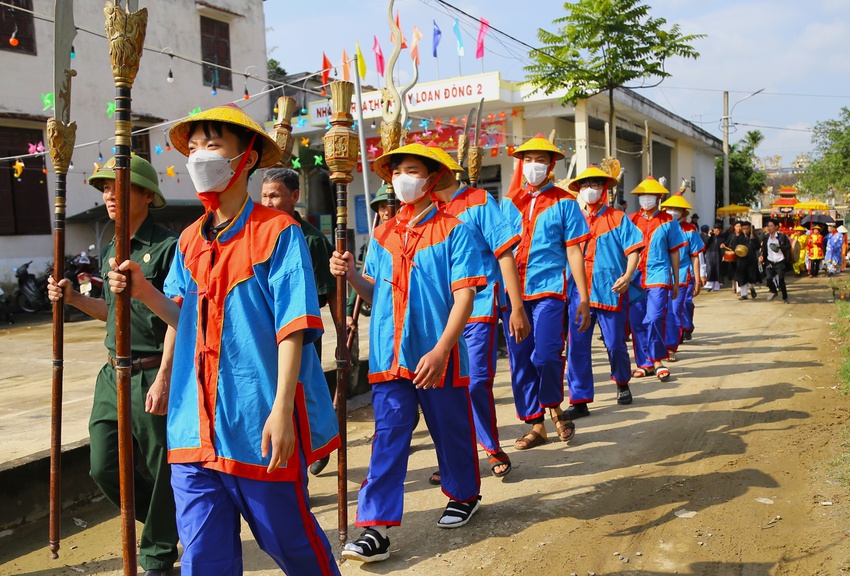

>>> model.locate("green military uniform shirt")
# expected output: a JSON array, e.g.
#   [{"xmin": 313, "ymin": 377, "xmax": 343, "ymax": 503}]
[
  {"xmin": 101, "ymin": 215, "xmax": 178, "ymax": 357},
  {"xmin": 294, "ymin": 211, "xmax": 336, "ymax": 307}
]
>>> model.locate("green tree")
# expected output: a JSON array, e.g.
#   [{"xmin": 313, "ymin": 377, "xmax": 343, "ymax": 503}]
[
  {"xmin": 715, "ymin": 130, "xmax": 765, "ymax": 208},
  {"xmin": 268, "ymin": 58, "xmax": 286, "ymax": 79},
  {"xmin": 525, "ymin": 0, "xmax": 703, "ymax": 155},
  {"xmin": 799, "ymin": 107, "xmax": 850, "ymax": 200}
]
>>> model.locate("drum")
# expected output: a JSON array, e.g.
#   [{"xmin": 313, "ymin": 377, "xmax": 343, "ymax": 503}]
[
  {"xmin": 734, "ymin": 244, "xmax": 749, "ymax": 258},
  {"xmin": 723, "ymin": 251, "xmax": 737, "ymax": 262}
]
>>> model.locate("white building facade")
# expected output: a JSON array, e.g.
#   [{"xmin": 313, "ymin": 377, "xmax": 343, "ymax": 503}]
[{"xmin": 0, "ymin": 0, "xmax": 270, "ymax": 285}]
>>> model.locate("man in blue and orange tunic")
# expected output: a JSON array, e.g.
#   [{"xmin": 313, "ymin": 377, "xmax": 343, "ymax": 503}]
[
  {"xmin": 108, "ymin": 105, "xmax": 340, "ymax": 575},
  {"xmin": 564, "ymin": 166, "xmax": 644, "ymax": 417},
  {"xmin": 500, "ymin": 135, "xmax": 591, "ymax": 450},
  {"xmin": 429, "ymin": 144, "xmax": 529, "ymax": 480},
  {"xmin": 331, "ymin": 143, "xmax": 487, "ymax": 563},
  {"xmin": 628, "ymin": 177, "xmax": 685, "ymax": 382},
  {"xmin": 660, "ymin": 193, "xmax": 704, "ymax": 355}
]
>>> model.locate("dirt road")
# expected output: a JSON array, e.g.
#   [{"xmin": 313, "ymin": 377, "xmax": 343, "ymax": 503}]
[{"xmin": 1, "ymin": 276, "xmax": 848, "ymax": 575}]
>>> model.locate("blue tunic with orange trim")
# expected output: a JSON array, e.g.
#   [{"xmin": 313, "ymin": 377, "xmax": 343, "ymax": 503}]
[
  {"xmin": 500, "ymin": 182, "xmax": 590, "ymax": 300},
  {"xmin": 577, "ymin": 205, "xmax": 644, "ymax": 311},
  {"xmin": 440, "ymin": 185, "xmax": 519, "ymax": 323},
  {"xmin": 363, "ymin": 203, "xmax": 487, "ymax": 386},
  {"xmin": 630, "ymin": 210, "xmax": 687, "ymax": 288},
  {"xmin": 164, "ymin": 197, "xmax": 339, "ymax": 482},
  {"xmin": 676, "ymin": 222, "xmax": 706, "ymax": 285}
]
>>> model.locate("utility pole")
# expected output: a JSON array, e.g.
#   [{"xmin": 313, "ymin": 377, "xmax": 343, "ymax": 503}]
[{"xmin": 722, "ymin": 90, "xmax": 730, "ymax": 222}]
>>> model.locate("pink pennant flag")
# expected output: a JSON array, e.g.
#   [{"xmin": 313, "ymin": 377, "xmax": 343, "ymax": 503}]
[
  {"xmin": 342, "ymin": 48, "xmax": 351, "ymax": 82},
  {"xmin": 476, "ymin": 17, "xmax": 489, "ymax": 59},
  {"xmin": 410, "ymin": 25, "xmax": 424, "ymax": 65},
  {"xmin": 373, "ymin": 35, "xmax": 385, "ymax": 77}
]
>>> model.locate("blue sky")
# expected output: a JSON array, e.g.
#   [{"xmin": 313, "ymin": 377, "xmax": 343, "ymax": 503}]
[{"xmin": 265, "ymin": 0, "xmax": 850, "ymax": 162}]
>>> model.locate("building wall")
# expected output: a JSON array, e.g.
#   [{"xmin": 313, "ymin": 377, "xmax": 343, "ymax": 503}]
[{"xmin": 0, "ymin": 0, "xmax": 269, "ymax": 285}]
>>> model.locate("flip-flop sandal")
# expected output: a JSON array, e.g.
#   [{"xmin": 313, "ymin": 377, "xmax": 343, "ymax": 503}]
[
  {"xmin": 514, "ymin": 430, "xmax": 547, "ymax": 450},
  {"xmin": 667, "ymin": 353, "xmax": 678, "ymax": 362},
  {"xmin": 632, "ymin": 367, "xmax": 655, "ymax": 378},
  {"xmin": 551, "ymin": 411, "xmax": 576, "ymax": 443},
  {"xmin": 428, "ymin": 470, "xmax": 441, "ymax": 485},
  {"xmin": 656, "ymin": 367, "xmax": 671, "ymax": 381},
  {"xmin": 488, "ymin": 451, "xmax": 512, "ymax": 478}
]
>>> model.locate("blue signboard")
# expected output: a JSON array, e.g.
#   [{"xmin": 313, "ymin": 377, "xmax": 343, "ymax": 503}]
[{"xmin": 354, "ymin": 194, "xmax": 368, "ymax": 234}]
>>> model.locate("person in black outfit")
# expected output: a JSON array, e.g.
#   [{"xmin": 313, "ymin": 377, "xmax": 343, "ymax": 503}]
[
  {"xmin": 704, "ymin": 221, "xmax": 724, "ymax": 291},
  {"xmin": 759, "ymin": 217, "xmax": 792, "ymax": 303}
]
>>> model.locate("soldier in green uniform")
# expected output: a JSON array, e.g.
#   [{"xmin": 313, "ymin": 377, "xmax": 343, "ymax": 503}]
[{"xmin": 47, "ymin": 155, "xmax": 179, "ymax": 576}]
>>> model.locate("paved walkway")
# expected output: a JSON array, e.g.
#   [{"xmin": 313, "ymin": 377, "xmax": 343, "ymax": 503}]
[{"xmin": 0, "ymin": 306, "xmax": 367, "ymax": 468}]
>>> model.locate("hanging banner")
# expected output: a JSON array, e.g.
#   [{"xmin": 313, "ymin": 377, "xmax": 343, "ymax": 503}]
[
  {"xmin": 363, "ymin": 119, "xmax": 507, "ymax": 161},
  {"xmin": 309, "ymin": 72, "xmax": 501, "ymax": 126}
]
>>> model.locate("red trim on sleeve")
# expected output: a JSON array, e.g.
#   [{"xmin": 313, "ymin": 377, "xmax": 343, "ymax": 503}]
[
  {"xmin": 451, "ymin": 276, "xmax": 487, "ymax": 293},
  {"xmin": 624, "ymin": 241, "xmax": 643, "ymax": 256},
  {"xmin": 493, "ymin": 235, "xmax": 520, "ymax": 258},
  {"xmin": 669, "ymin": 241, "xmax": 687, "ymax": 253},
  {"xmin": 566, "ymin": 232, "xmax": 591, "ymax": 248},
  {"xmin": 276, "ymin": 314, "xmax": 324, "ymax": 345}
]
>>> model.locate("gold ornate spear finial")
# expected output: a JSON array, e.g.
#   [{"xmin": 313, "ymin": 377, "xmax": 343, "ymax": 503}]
[
  {"xmin": 103, "ymin": 3, "xmax": 147, "ymax": 90},
  {"xmin": 323, "ymin": 82, "xmax": 358, "ymax": 186},
  {"xmin": 270, "ymin": 96, "xmax": 297, "ymax": 167},
  {"xmin": 47, "ymin": 70, "xmax": 78, "ymax": 176},
  {"xmin": 380, "ymin": 0, "xmax": 403, "ymax": 154}
]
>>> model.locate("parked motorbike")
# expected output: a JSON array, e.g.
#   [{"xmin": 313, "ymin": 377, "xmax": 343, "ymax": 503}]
[
  {"xmin": 13, "ymin": 261, "xmax": 52, "ymax": 313},
  {"xmin": 70, "ymin": 245, "xmax": 103, "ymax": 299}
]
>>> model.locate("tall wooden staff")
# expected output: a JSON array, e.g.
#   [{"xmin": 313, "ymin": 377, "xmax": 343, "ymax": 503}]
[
  {"xmin": 46, "ymin": 0, "xmax": 77, "ymax": 558},
  {"xmin": 323, "ymin": 81, "xmax": 358, "ymax": 547},
  {"xmin": 468, "ymin": 99, "xmax": 485, "ymax": 187},
  {"xmin": 104, "ymin": 3, "xmax": 147, "ymax": 573}
]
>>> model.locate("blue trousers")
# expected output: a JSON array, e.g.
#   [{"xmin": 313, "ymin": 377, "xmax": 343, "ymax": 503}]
[
  {"xmin": 504, "ymin": 297, "xmax": 566, "ymax": 421},
  {"xmin": 629, "ymin": 287, "xmax": 670, "ymax": 368},
  {"xmin": 665, "ymin": 284, "xmax": 687, "ymax": 352},
  {"xmin": 464, "ymin": 321, "xmax": 502, "ymax": 454},
  {"xmin": 567, "ymin": 289, "xmax": 631, "ymax": 403},
  {"xmin": 683, "ymin": 283, "xmax": 696, "ymax": 333},
  {"xmin": 170, "ymin": 462, "xmax": 339, "ymax": 576},
  {"xmin": 356, "ymin": 378, "xmax": 480, "ymax": 527}
]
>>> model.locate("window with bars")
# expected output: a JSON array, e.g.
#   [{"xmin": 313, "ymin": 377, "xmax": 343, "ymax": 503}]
[
  {"xmin": 0, "ymin": 126, "xmax": 50, "ymax": 236},
  {"xmin": 200, "ymin": 16, "xmax": 232, "ymax": 90},
  {"xmin": 0, "ymin": 0, "xmax": 37, "ymax": 55}
]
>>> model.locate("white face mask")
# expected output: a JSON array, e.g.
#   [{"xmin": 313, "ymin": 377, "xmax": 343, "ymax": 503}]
[
  {"xmin": 639, "ymin": 194, "xmax": 658, "ymax": 211},
  {"xmin": 579, "ymin": 187, "xmax": 603, "ymax": 205},
  {"xmin": 522, "ymin": 162, "xmax": 549, "ymax": 187},
  {"xmin": 392, "ymin": 173, "xmax": 430, "ymax": 204},
  {"xmin": 186, "ymin": 149, "xmax": 246, "ymax": 193},
  {"xmin": 666, "ymin": 208, "xmax": 682, "ymax": 220}
]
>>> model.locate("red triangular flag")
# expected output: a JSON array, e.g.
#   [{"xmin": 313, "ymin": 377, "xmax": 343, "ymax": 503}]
[
  {"xmin": 321, "ymin": 52, "xmax": 331, "ymax": 94},
  {"xmin": 390, "ymin": 11, "xmax": 408, "ymax": 49}
]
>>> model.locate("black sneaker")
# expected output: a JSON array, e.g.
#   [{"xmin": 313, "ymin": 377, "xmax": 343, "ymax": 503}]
[
  {"xmin": 342, "ymin": 528, "xmax": 391, "ymax": 563},
  {"xmin": 309, "ymin": 455, "xmax": 330, "ymax": 476},
  {"xmin": 617, "ymin": 385, "xmax": 633, "ymax": 405},
  {"xmin": 566, "ymin": 403, "xmax": 590, "ymax": 419},
  {"xmin": 437, "ymin": 496, "xmax": 481, "ymax": 528},
  {"xmin": 750, "ymin": 287, "xmax": 757, "ymax": 299}
]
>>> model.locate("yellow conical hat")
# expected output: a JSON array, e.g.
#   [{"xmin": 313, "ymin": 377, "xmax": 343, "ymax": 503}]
[
  {"xmin": 512, "ymin": 133, "xmax": 565, "ymax": 161},
  {"xmin": 630, "ymin": 176, "xmax": 669, "ymax": 195},
  {"xmin": 169, "ymin": 104, "xmax": 282, "ymax": 168},
  {"xmin": 660, "ymin": 193, "xmax": 693, "ymax": 210},
  {"xmin": 372, "ymin": 143, "xmax": 456, "ymax": 189},
  {"xmin": 568, "ymin": 165, "xmax": 619, "ymax": 192},
  {"xmin": 425, "ymin": 141, "xmax": 463, "ymax": 173}
]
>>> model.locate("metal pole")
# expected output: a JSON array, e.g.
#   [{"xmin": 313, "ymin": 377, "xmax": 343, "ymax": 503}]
[
  {"xmin": 104, "ymin": 3, "xmax": 147, "ymax": 573},
  {"xmin": 722, "ymin": 90, "xmax": 730, "ymax": 224},
  {"xmin": 352, "ymin": 55, "xmax": 375, "ymax": 236}
]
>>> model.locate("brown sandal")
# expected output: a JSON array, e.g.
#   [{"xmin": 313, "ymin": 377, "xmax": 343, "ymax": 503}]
[
  {"xmin": 514, "ymin": 430, "xmax": 547, "ymax": 450},
  {"xmin": 551, "ymin": 411, "xmax": 576, "ymax": 442}
]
